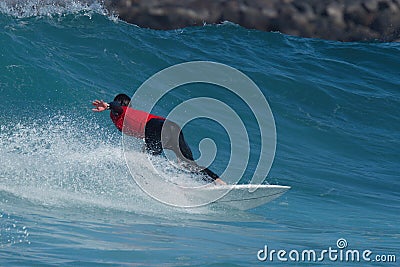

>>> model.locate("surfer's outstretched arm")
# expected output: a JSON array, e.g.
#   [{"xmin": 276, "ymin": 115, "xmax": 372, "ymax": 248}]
[
  {"xmin": 92, "ymin": 100, "xmax": 108, "ymax": 112},
  {"xmin": 92, "ymin": 100, "xmax": 123, "ymax": 116}
]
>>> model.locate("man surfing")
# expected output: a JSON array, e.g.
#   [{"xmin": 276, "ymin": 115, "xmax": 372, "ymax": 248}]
[{"xmin": 92, "ymin": 94, "xmax": 225, "ymax": 185}]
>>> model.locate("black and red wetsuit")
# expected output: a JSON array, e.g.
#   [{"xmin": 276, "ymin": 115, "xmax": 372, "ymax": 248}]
[{"xmin": 108, "ymin": 101, "xmax": 219, "ymax": 182}]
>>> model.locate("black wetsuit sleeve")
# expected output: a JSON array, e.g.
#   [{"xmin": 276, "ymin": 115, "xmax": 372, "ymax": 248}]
[{"xmin": 108, "ymin": 101, "xmax": 123, "ymax": 116}]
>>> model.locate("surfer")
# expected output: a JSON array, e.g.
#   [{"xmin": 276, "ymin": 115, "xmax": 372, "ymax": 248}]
[{"xmin": 92, "ymin": 94, "xmax": 225, "ymax": 185}]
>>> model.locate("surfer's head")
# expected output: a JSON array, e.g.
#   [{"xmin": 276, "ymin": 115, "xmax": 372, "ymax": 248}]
[{"xmin": 114, "ymin": 94, "xmax": 131, "ymax": 106}]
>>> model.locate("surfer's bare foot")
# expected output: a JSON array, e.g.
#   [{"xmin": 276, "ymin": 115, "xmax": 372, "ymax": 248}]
[{"xmin": 214, "ymin": 178, "xmax": 226, "ymax": 185}]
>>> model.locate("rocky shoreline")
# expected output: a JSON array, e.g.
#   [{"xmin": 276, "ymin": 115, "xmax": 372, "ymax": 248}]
[{"xmin": 104, "ymin": 0, "xmax": 400, "ymax": 42}]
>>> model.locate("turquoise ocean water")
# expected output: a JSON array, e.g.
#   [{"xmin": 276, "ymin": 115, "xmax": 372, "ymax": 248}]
[{"xmin": 0, "ymin": 1, "xmax": 399, "ymax": 266}]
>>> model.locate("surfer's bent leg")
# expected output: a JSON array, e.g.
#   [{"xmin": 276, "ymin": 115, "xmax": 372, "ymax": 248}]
[
  {"xmin": 144, "ymin": 119, "xmax": 163, "ymax": 155},
  {"xmin": 162, "ymin": 120, "xmax": 219, "ymax": 182}
]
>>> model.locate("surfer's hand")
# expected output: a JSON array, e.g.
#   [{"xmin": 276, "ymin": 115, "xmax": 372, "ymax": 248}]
[
  {"xmin": 214, "ymin": 178, "xmax": 226, "ymax": 185},
  {"xmin": 92, "ymin": 100, "xmax": 109, "ymax": 112}
]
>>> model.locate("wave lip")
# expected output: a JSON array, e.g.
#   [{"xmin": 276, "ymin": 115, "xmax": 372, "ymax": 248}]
[{"xmin": 0, "ymin": 0, "xmax": 108, "ymax": 18}]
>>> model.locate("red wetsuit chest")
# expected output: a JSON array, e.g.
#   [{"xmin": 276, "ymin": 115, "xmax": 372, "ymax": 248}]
[{"xmin": 110, "ymin": 106, "xmax": 165, "ymax": 138}]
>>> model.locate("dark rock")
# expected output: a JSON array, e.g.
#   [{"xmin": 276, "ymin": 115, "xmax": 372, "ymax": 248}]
[
  {"xmin": 345, "ymin": 2, "xmax": 375, "ymax": 26},
  {"xmin": 378, "ymin": 0, "xmax": 390, "ymax": 10},
  {"xmin": 220, "ymin": 1, "xmax": 241, "ymax": 24},
  {"xmin": 326, "ymin": 2, "xmax": 345, "ymax": 27},
  {"xmin": 104, "ymin": 0, "xmax": 400, "ymax": 42},
  {"xmin": 363, "ymin": 0, "xmax": 379, "ymax": 12}
]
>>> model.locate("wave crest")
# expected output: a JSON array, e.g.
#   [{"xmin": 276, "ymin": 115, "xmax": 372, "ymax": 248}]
[{"xmin": 0, "ymin": 0, "xmax": 109, "ymax": 18}]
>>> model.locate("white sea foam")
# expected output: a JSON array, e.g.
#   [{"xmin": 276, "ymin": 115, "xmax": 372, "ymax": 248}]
[
  {"xmin": 0, "ymin": 114, "xmax": 215, "ymax": 214},
  {"xmin": 0, "ymin": 115, "xmax": 142, "ymax": 210},
  {"xmin": 0, "ymin": 0, "xmax": 111, "ymax": 19}
]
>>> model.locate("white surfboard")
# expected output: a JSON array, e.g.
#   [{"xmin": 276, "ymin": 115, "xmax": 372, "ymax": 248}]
[{"xmin": 199, "ymin": 184, "xmax": 290, "ymax": 210}]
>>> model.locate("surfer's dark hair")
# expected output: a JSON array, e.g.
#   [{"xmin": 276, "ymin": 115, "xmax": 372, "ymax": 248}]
[{"xmin": 114, "ymin": 94, "xmax": 131, "ymax": 106}]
